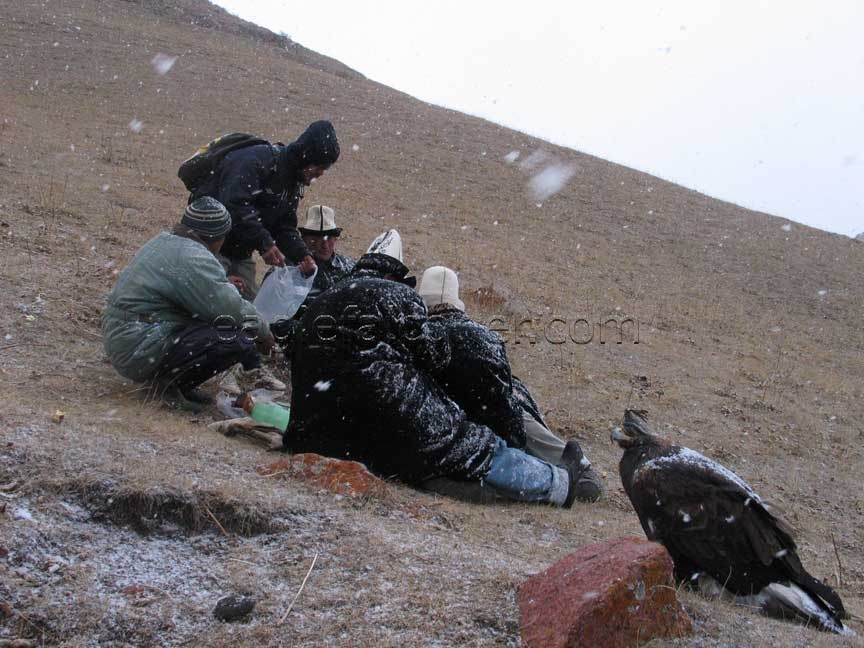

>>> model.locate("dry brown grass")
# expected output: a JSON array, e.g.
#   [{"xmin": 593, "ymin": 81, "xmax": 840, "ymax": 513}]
[{"xmin": 1, "ymin": 0, "xmax": 863, "ymax": 645}]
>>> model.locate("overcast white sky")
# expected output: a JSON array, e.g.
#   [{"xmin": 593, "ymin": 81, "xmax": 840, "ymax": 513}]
[{"xmin": 213, "ymin": 0, "xmax": 863, "ymax": 236}]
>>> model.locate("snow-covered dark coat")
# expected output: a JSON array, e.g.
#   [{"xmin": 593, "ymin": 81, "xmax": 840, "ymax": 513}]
[
  {"xmin": 428, "ymin": 307, "xmax": 527, "ymax": 449},
  {"xmin": 193, "ymin": 121, "xmax": 339, "ymax": 264},
  {"xmin": 306, "ymin": 251, "xmax": 355, "ymax": 303},
  {"xmin": 286, "ymin": 257, "xmax": 497, "ymax": 483}
]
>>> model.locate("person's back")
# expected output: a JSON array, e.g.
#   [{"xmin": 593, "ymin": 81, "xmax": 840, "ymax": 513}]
[
  {"xmin": 104, "ymin": 231, "xmax": 228, "ymax": 380},
  {"xmin": 428, "ymin": 306, "xmax": 526, "ymax": 448},
  {"xmin": 288, "ymin": 251, "xmax": 469, "ymax": 481}
]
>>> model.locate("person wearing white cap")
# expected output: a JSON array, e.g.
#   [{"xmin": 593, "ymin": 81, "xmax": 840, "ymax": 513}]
[
  {"xmin": 418, "ymin": 265, "xmax": 603, "ymax": 503},
  {"xmin": 297, "ymin": 204, "xmax": 355, "ymax": 303},
  {"xmin": 102, "ymin": 198, "xmax": 282, "ymax": 412},
  {"xmin": 283, "ymin": 233, "xmax": 591, "ymax": 507}
]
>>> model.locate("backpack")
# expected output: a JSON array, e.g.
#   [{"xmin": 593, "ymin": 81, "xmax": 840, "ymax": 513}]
[{"xmin": 177, "ymin": 132, "xmax": 269, "ymax": 192}]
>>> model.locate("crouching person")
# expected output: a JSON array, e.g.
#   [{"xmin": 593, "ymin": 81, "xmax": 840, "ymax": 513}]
[
  {"xmin": 285, "ymin": 231, "xmax": 588, "ymax": 507},
  {"xmin": 102, "ymin": 197, "xmax": 278, "ymax": 412}
]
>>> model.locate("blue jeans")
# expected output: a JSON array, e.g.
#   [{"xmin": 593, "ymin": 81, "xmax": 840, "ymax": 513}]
[{"xmin": 483, "ymin": 439, "xmax": 568, "ymax": 505}]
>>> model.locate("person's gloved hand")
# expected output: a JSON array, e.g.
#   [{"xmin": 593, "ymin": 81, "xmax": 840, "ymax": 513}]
[{"xmin": 261, "ymin": 244, "xmax": 286, "ymax": 267}]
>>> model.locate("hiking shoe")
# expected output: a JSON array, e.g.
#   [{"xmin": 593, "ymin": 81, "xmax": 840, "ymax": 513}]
[
  {"xmin": 559, "ymin": 440, "xmax": 603, "ymax": 507},
  {"xmin": 244, "ymin": 366, "xmax": 287, "ymax": 391},
  {"xmin": 219, "ymin": 363, "xmax": 244, "ymax": 395}
]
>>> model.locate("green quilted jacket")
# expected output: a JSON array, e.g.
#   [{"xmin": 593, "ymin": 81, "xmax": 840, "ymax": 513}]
[{"xmin": 102, "ymin": 230, "xmax": 268, "ymax": 381}]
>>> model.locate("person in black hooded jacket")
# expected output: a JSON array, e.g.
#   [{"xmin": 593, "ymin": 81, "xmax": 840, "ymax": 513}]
[
  {"xmin": 285, "ymin": 231, "xmax": 591, "ymax": 507},
  {"xmin": 191, "ymin": 120, "xmax": 340, "ymax": 299}
]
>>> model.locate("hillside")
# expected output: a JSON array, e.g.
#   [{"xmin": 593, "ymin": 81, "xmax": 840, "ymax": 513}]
[{"xmin": 1, "ymin": 0, "xmax": 862, "ymax": 646}]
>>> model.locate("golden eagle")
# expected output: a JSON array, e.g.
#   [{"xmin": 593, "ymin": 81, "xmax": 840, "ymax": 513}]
[{"xmin": 611, "ymin": 409, "xmax": 851, "ymax": 634}]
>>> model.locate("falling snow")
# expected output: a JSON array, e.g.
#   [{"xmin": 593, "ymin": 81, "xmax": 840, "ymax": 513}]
[
  {"xmin": 314, "ymin": 380, "xmax": 333, "ymax": 392},
  {"xmin": 529, "ymin": 164, "xmax": 576, "ymax": 201},
  {"xmin": 150, "ymin": 53, "xmax": 177, "ymax": 75}
]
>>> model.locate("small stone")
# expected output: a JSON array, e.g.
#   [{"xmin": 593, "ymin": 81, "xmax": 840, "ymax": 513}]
[
  {"xmin": 213, "ymin": 594, "xmax": 255, "ymax": 622},
  {"xmin": 51, "ymin": 410, "xmax": 65, "ymax": 424}
]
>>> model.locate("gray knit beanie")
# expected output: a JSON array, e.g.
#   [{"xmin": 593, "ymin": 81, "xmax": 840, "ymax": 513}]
[{"xmin": 182, "ymin": 197, "xmax": 231, "ymax": 238}]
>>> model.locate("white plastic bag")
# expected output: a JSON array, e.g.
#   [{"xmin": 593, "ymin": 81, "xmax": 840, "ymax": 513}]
[{"xmin": 253, "ymin": 265, "xmax": 316, "ymax": 322}]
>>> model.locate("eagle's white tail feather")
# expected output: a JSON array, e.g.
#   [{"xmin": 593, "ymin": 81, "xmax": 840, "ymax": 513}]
[
  {"xmin": 761, "ymin": 582, "xmax": 853, "ymax": 636},
  {"xmin": 696, "ymin": 574, "xmax": 853, "ymax": 636}
]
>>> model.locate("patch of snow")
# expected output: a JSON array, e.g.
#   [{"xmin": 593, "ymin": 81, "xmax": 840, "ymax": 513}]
[
  {"xmin": 128, "ymin": 119, "xmax": 143, "ymax": 133},
  {"xmin": 781, "ymin": 223, "xmax": 792, "ymax": 232},
  {"xmin": 13, "ymin": 507, "xmax": 35, "ymax": 522},
  {"xmin": 504, "ymin": 151, "xmax": 520, "ymax": 164}
]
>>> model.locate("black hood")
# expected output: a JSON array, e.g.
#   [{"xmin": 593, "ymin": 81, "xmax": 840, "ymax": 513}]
[
  {"xmin": 350, "ymin": 253, "xmax": 416, "ymax": 287},
  {"xmin": 292, "ymin": 120, "xmax": 340, "ymax": 168}
]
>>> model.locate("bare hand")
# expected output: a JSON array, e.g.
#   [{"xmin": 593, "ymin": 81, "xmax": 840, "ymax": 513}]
[
  {"xmin": 228, "ymin": 275, "xmax": 248, "ymax": 296},
  {"xmin": 298, "ymin": 255, "xmax": 317, "ymax": 278},
  {"xmin": 256, "ymin": 332, "xmax": 275, "ymax": 357},
  {"xmin": 262, "ymin": 245, "xmax": 286, "ymax": 267}
]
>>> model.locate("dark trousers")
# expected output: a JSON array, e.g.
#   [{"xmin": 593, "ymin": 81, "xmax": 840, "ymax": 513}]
[{"xmin": 154, "ymin": 323, "xmax": 260, "ymax": 390}]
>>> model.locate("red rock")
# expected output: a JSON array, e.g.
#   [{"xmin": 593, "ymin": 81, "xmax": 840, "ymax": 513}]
[
  {"xmin": 256, "ymin": 453, "xmax": 386, "ymax": 498},
  {"xmin": 518, "ymin": 536, "xmax": 692, "ymax": 648}
]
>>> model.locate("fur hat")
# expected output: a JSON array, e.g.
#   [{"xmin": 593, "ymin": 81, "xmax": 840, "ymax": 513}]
[
  {"xmin": 419, "ymin": 266, "xmax": 464, "ymax": 312},
  {"xmin": 299, "ymin": 205, "xmax": 342, "ymax": 236}
]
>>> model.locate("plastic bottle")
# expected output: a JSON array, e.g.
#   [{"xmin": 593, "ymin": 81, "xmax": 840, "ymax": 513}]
[
  {"xmin": 236, "ymin": 394, "xmax": 291, "ymax": 431},
  {"xmin": 250, "ymin": 402, "xmax": 291, "ymax": 431}
]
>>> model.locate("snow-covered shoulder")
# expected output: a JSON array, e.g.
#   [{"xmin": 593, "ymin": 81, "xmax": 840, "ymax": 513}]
[{"xmin": 641, "ymin": 447, "xmax": 761, "ymax": 502}]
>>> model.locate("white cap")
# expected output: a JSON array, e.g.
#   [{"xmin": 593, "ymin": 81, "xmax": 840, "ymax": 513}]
[
  {"xmin": 419, "ymin": 266, "xmax": 464, "ymax": 312},
  {"xmin": 366, "ymin": 229, "xmax": 404, "ymax": 262},
  {"xmin": 299, "ymin": 205, "xmax": 341, "ymax": 235}
]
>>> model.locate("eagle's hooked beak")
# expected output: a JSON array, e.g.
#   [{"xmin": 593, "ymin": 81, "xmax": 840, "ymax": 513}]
[
  {"xmin": 611, "ymin": 426, "xmax": 627, "ymax": 443},
  {"xmin": 613, "ymin": 410, "xmax": 652, "ymax": 447}
]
